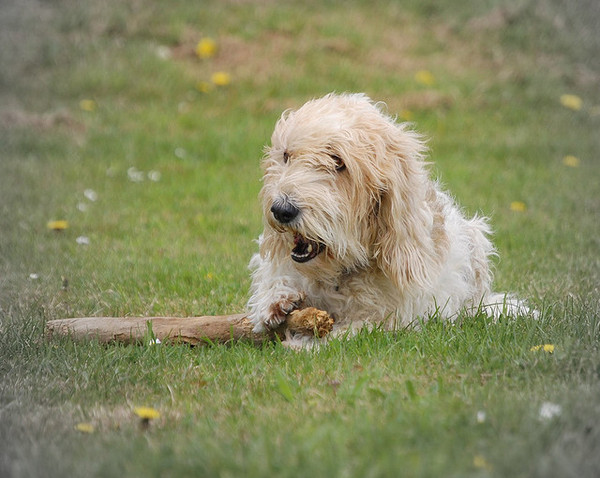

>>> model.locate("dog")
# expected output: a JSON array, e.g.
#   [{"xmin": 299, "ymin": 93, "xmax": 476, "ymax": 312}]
[{"xmin": 247, "ymin": 93, "xmax": 526, "ymax": 344}]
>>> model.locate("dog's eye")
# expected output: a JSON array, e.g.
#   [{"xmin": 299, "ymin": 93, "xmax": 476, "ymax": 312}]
[
  {"xmin": 330, "ymin": 154, "xmax": 346, "ymax": 172},
  {"xmin": 283, "ymin": 151, "xmax": 290, "ymax": 163}
]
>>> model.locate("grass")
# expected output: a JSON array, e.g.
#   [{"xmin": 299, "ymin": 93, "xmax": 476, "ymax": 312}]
[{"xmin": 1, "ymin": 0, "xmax": 599, "ymax": 476}]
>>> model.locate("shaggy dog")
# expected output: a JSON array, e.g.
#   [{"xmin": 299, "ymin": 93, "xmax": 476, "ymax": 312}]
[{"xmin": 247, "ymin": 93, "xmax": 525, "ymax": 343}]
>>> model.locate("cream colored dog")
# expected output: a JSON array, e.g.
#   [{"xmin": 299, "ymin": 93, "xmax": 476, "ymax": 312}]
[{"xmin": 248, "ymin": 93, "xmax": 525, "ymax": 343}]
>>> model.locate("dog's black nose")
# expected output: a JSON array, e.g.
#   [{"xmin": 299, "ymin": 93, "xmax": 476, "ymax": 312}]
[{"xmin": 271, "ymin": 199, "xmax": 300, "ymax": 224}]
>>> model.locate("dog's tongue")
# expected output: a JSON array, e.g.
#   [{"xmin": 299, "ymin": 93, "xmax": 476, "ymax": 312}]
[{"xmin": 291, "ymin": 234, "xmax": 322, "ymax": 263}]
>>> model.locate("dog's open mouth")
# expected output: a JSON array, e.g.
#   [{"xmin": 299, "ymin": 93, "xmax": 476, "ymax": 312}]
[{"xmin": 291, "ymin": 234, "xmax": 324, "ymax": 263}]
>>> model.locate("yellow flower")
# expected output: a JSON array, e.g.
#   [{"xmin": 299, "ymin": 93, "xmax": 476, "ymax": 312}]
[
  {"xmin": 562, "ymin": 155, "xmax": 580, "ymax": 168},
  {"xmin": 47, "ymin": 220, "xmax": 69, "ymax": 231},
  {"xmin": 530, "ymin": 344, "xmax": 555, "ymax": 353},
  {"xmin": 560, "ymin": 94, "xmax": 582, "ymax": 111},
  {"xmin": 75, "ymin": 422, "xmax": 95, "ymax": 433},
  {"xmin": 79, "ymin": 99, "xmax": 97, "ymax": 112},
  {"xmin": 415, "ymin": 70, "xmax": 435, "ymax": 86},
  {"xmin": 196, "ymin": 37, "xmax": 217, "ymax": 59},
  {"xmin": 196, "ymin": 81, "xmax": 212, "ymax": 93},
  {"xmin": 473, "ymin": 455, "xmax": 492, "ymax": 471},
  {"xmin": 134, "ymin": 406, "xmax": 160, "ymax": 420},
  {"xmin": 211, "ymin": 71, "xmax": 231, "ymax": 87},
  {"xmin": 135, "ymin": 406, "xmax": 160, "ymax": 430},
  {"xmin": 399, "ymin": 109, "xmax": 414, "ymax": 121},
  {"xmin": 510, "ymin": 201, "xmax": 527, "ymax": 212}
]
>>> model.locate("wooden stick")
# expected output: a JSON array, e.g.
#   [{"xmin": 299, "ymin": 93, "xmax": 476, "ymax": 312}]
[{"xmin": 45, "ymin": 307, "xmax": 334, "ymax": 346}]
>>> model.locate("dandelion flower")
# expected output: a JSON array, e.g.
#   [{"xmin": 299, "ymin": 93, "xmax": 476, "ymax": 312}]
[
  {"xmin": 415, "ymin": 70, "xmax": 435, "ymax": 86},
  {"xmin": 473, "ymin": 455, "xmax": 492, "ymax": 471},
  {"xmin": 510, "ymin": 201, "xmax": 527, "ymax": 212},
  {"xmin": 76, "ymin": 236, "xmax": 90, "ymax": 245},
  {"xmin": 560, "ymin": 94, "xmax": 582, "ymax": 111},
  {"xmin": 196, "ymin": 81, "xmax": 212, "ymax": 93},
  {"xmin": 196, "ymin": 37, "xmax": 217, "ymax": 59},
  {"xmin": 47, "ymin": 220, "xmax": 69, "ymax": 231},
  {"xmin": 134, "ymin": 406, "xmax": 160, "ymax": 429},
  {"xmin": 562, "ymin": 155, "xmax": 580, "ymax": 168},
  {"xmin": 530, "ymin": 344, "xmax": 555, "ymax": 353},
  {"xmin": 75, "ymin": 422, "xmax": 95, "ymax": 434},
  {"xmin": 211, "ymin": 71, "xmax": 231, "ymax": 87},
  {"xmin": 79, "ymin": 99, "xmax": 97, "ymax": 112},
  {"xmin": 134, "ymin": 406, "xmax": 160, "ymax": 420},
  {"xmin": 399, "ymin": 109, "xmax": 414, "ymax": 121}
]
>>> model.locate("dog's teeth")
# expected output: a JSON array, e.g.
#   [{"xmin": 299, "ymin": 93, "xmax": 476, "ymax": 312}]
[{"xmin": 306, "ymin": 244, "xmax": 312, "ymax": 253}]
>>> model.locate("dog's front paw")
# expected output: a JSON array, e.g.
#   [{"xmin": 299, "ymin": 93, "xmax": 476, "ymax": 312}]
[{"xmin": 264, "ymin": 293, "xmax": 305, "ymax": 329}]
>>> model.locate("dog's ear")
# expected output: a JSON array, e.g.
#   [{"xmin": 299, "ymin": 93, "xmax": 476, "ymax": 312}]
[{"xmin": 374, "ymin": 124, "xmax": 439, "ymax": 292}]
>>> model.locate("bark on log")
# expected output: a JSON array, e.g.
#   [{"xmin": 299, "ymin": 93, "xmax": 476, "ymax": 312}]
[{"xmin": 45, "ymin": 307, "xmax": 334, "ymax": 346}]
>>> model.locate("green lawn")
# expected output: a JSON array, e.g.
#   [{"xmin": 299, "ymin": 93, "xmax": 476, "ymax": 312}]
[{"xmin": 1, "ymin": 1, "xmax": 599, "ymax": 477}]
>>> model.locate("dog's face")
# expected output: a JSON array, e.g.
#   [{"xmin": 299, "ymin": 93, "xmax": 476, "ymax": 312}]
[{"xmin": 259, "ymin": 93, "xmax": 431, "ymax": 285}]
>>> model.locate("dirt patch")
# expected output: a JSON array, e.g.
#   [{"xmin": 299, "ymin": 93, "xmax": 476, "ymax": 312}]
[
  {"xmin": 159, "ymin": 3, "xmax": 598, "ymax": 114},
  {"xmin": 466, "ymin": 7, "xmax": 516, "ymax": 31},
  {"xmin": 397, "ymin": 90, "xmax": 454, "ymax": 111},
  {"xmin": 0, "ymin": 109, "xmax": 85, "ymax": 133},
  {"xmin": 366, "ymin": 26, "xmax": 421, "ymax": 73},
  {"xmin": 169, "ymin": 29, "xmax": 314, "ymax": 87}
]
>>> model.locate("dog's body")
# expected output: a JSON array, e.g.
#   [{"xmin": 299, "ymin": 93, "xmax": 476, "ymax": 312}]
[{"xmin": 247, "ymin": 93, "xmax": 521, "ymax": 341}]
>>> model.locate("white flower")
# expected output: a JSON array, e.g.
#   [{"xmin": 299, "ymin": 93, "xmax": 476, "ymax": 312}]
[
  {"xmin": 127, "ymin": 167, "xmax": 145, "ymax": 183},
  {"xmin": 84, "ymin": 189, "xmax": 98, "ymax": 202},
  {"xmin": 155, "ymin": 45, "xmax": 171, "ymax": 60},
  {"xmin": 76, "ymin": 236, "xmax": 90, "ymax": 245},
  {"xmin": 178, "ymin": 102, "xmax": 191, "ymax": 114},
  {"xmin": 29, "ymin": 273, "xmax": 39, "ymax": 280},
  {"xmin": 539, "ymin": 402, "xmax": 562, "ymax": 420},
  {"xmin": 174, "ymin": 147, "xmax": 186, "ymax": 159},
  {"xmin": 148, "ymin": 170, "xmax": 162, "ymax": 182},
  {"xmin": 476, "ymin": 411, "xmax": 487, "ymax": 423},
  {"xmin": 77, "ymin": 202, "xmax": 88, "ymax": 212}
]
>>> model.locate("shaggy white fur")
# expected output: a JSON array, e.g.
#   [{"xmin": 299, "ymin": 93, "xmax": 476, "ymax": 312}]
[{"xmin": 247, "ymin": 93, "xmax": 526, "ymax": 343}]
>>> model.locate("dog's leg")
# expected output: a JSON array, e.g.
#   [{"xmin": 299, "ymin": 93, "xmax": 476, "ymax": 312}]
[
  {"xmin": 479, "ymin": 293, "xmax": 537, "ymax": 319},
  {"xmin": 247, "ymin": 253, "xmax": 306, "ymax": 332}
]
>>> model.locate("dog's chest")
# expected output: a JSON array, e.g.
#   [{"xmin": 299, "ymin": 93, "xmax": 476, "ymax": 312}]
[{"xmin": 305, "ymin": 270, "xmax": 399, "ymax": 325}]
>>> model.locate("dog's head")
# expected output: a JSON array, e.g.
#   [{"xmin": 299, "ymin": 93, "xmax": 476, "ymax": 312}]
[{"xmin": 259, "ymin": 93, "xmax": 439, "ymax": 288}]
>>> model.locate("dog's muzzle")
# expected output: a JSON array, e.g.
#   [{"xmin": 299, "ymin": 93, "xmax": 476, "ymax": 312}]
[
  {"xmin": 271, "ymin": 197, "xmax": 300, "ymax": 224},
  {"xmin": 270, "ymin": 197, "xmax": 324, "ymax": 263},
  {"xmin": 291, "ymin": 234, "xmax": 324, "ymax": 263}
]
